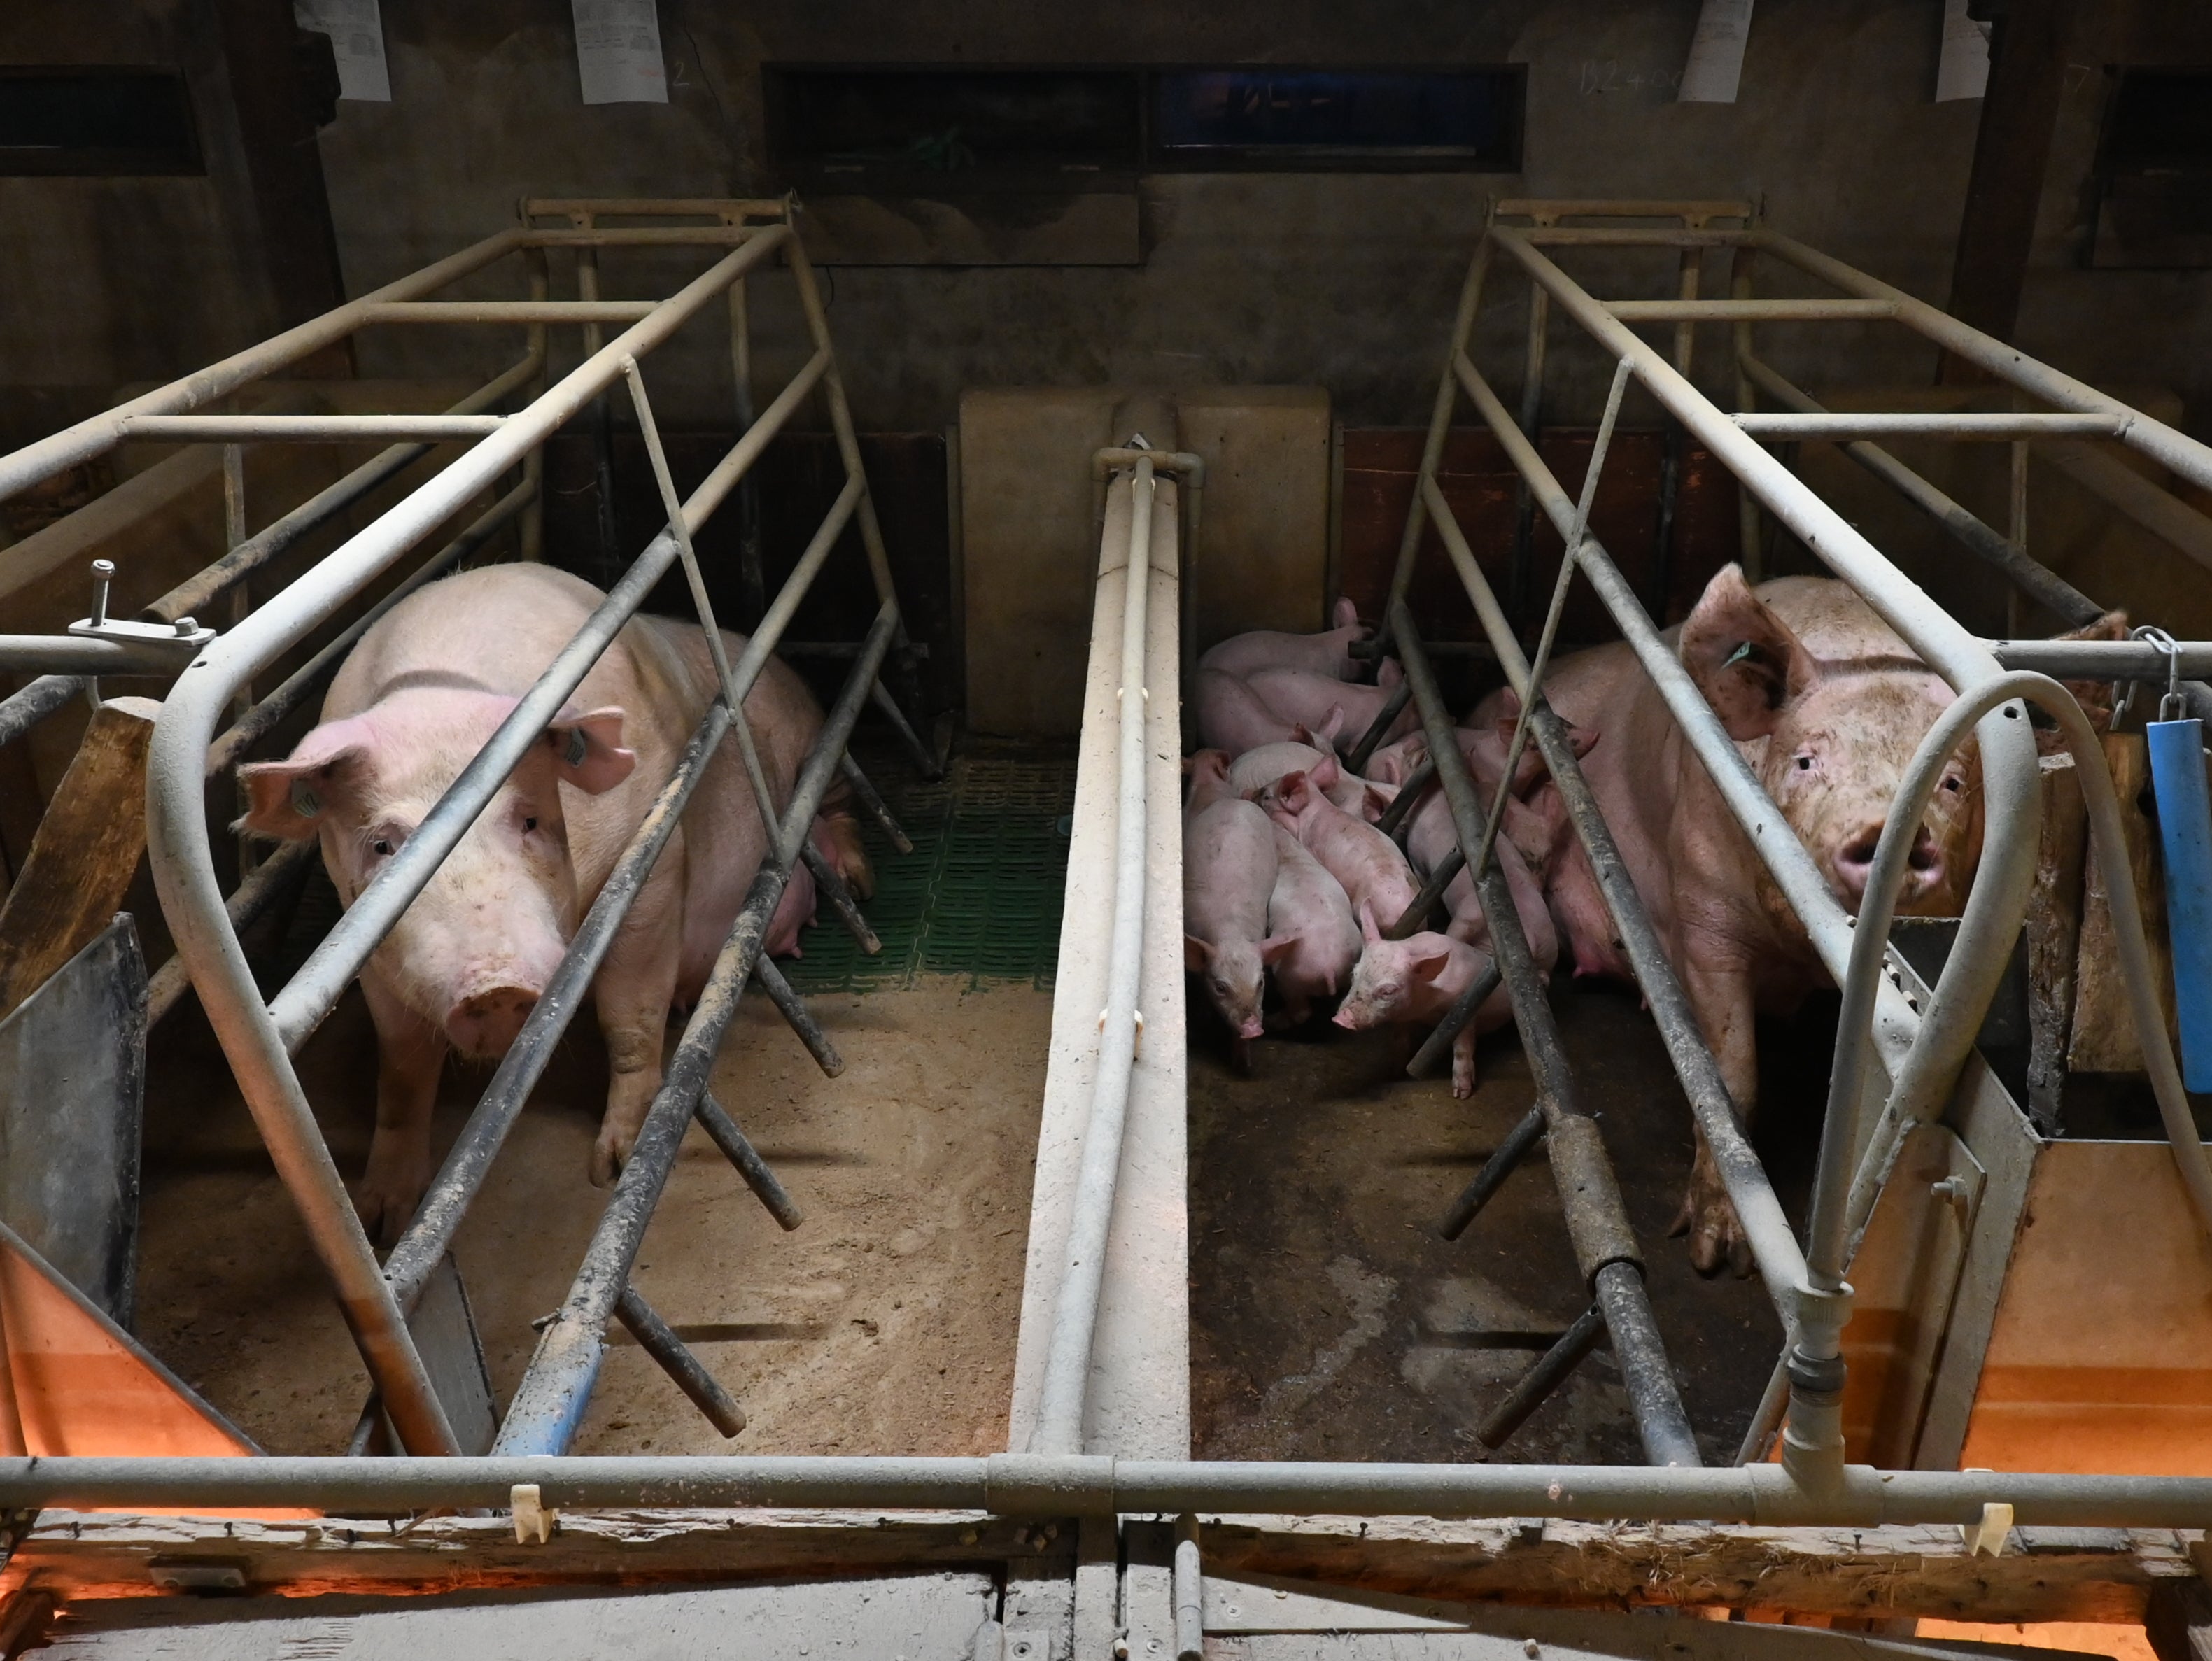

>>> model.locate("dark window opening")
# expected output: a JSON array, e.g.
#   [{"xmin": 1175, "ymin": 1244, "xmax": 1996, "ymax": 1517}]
[
  {"xmin": 1149, "ymin": 67, "xmax": 1523, "ymax": 170},
  {"xmin": 764, "ymin": 64, "xmax": 1526, "ymax": 184},
  {"xmin": 2088, "ymin": 68, "xmax": 2212, "ymax": 269},
  {"xmin": 768, "ymin": 68, "xmax": 1140, "ymax": 183},
  {"xmin": 0, "ymin": 66, "xmax": 202, "ymax": 176}
]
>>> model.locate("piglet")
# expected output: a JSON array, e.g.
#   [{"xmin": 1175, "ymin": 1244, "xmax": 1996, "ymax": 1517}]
[
  {"xmin": 1264, "ymin": 824, "xmax": 1360, "ymax": 1024},
  {"xmin": 1333, "ymin": 903, "xmax": 1505, "ymax": 1098},
  {"xmin": 1252, "ymin": 751, "xmax": 1393, "ymax": 826},
  {"xmin": 1185, "ymin": 748, "xmax": 1238, "ymax": 817},
  {"xmin": 1198, "ymin": 597, "xmax": 1369, "ymax": 681},
  {"xmin": 1404, "ymin": 788, "xmax": 1558, "ymax": 970},
  {"xmin": 1194, "ymin": 667, "xmax": 1302, "ymax": 756},
  {"xmin": 1183, "ymin": 798, "xmax": 1288, "ymax": 1059},
  {"xmin": 1227, "ymin": 740, "xmax": 1329, "ymax": 800},
  {"xmin": 1262, "ymin": 768, "xmax": 1421, "ymax": 933},
  {"xmin": 1528, "ymin": 780, "xmax": 1633, "ymax": 981}
]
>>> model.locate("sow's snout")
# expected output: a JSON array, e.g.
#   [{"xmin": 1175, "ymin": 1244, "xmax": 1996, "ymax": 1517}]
[
  {"xmin": 444, "ymin": 982, "xmax": 541, "ymax": 1059},
  {"xmin": 1829, "ymin": 814, "xmax": 1947, "ymax": 906}
]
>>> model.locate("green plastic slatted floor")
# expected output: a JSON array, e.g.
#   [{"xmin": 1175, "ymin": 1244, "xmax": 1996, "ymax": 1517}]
[{"xmin": 783, "ymin": 742, "xmax": 1079, "ymax": 993}]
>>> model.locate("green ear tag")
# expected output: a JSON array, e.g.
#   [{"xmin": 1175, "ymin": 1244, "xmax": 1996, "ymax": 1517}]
[
  {"xmin": 289, "ymin": 780, "xmax": 321, "ymax": 819},
  {"xmin": 564, "ymin": 729, "xmax": 589, "ymax": 768},
  {"xmin": 1724, "ymin": 640, "xmax": 1758, "ymax": 669}
]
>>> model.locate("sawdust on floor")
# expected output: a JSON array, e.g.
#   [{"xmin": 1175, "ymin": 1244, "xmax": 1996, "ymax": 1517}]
[{"xmin": 134, "ymin": 976, "xmax": 1052, "ymax": 1457}]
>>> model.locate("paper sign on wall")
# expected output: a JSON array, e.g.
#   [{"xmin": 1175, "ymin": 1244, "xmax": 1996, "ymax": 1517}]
[
  {"xmin": 1935, "ymin": 0, "xmax": 1994, "ymax": 101},
  {"xmin": 1677, "ymin": 0, "xmax": 1754, "ymax": 104},
  {"xmin": 293, "ymin": 0, "xmax": 391, "ymax": 103},
  {"xmin": 572, "ymin": 0, "xmax": 669, "ymax": 105}
]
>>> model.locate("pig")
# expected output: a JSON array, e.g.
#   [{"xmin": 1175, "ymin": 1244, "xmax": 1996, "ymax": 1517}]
[
  {"xmin": 1199, "ymin": 597, "xmax": 1369, "ymax": 681},
  {"xmin": 1264, "ymin": 825, "xmax": 1362, "ymax": 1024},
  {"xmin": 1194, "ymin": 667, "xmax": 1306, "ymax": 755},
  {"xmin": 1332, "ymin": 903, "xmax": 1507, "ymax": 1098},
  {"xmin": 1251, "ymin": 752, "xmax": 1393, "ymax": 826},
  {"xmin": 1262, "ymin": 768, "xmax": 1421, "ymax": 933},
  {"xmin": 1403, "ymin": 786, "xmax": 1558, "ymax": 970},
  {"xmin": 1246, "ymin": 668, "xmax": 1419, "ymax": 754},
  {"xmin": 239, "ymin": 564, "xmax": 866, "ymax": 1241},
  {"xmin": 1528, "ymin": 782, "xmax": 1635, "ymax": 983},
  {"xmin": 1185, "ymin": 748, "xmax": 1239, "ymax": 817},
  {"xmin": 1474, "ymin": 563, "xmax": 2119, "ymax": 1274},
  {"xmin": 1183, "ymin": 798, "xmax": 1288, "ymax": 1055},
  {"xmin": 1227, "ymin": 740, "xmax": 1332, "ymax": 799}
]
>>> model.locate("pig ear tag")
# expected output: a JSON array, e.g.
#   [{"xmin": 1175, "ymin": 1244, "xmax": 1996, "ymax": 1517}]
[
  {"xmin": 1723, "ymin": 640, "xmax": 1759, "ymax": 670},
  {"xmin": 563, "ymin": 728, "xmax": 589, "ymax": 768},
  {"xmin": 288, "ymin": 779, "xmax": 321, "ymax": 820}
]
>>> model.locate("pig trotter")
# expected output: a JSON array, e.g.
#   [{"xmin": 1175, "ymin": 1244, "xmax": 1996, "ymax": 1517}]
[
  {"xmin": 1670, "ymin": 1140, "xmax": 1754, "ymax": 1278},
  {"xmin": 1451, "ymin": 1024, "xmax": 1477, "ymax": 1099},
  {"xmin": 357, "ymin": 980, "xmax": 444, "ymax": 1247}
]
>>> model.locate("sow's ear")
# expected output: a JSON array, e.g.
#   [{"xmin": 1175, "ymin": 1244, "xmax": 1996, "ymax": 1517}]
[
  {"xmin": 2050, "ymin": 609, "xmax": 2129, "ymax": 735},
  {"xmin": 1679, "ymin": 564, "xmax": 1817, "ymax": 741},
  {"xmin": 236, "ymin": 717, "xmax": 376, "ymax": 840},
  {"xmin": 544, "ymin": 705, "xmax": 636, "ymax": 794},
  {"xmin": 1332, "ymin": 595, "xmax": 1360, "ymax": 631}
]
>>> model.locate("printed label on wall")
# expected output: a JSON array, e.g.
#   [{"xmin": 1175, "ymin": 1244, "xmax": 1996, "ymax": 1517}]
[
  {"xmin": 294, "ymin": 0, "xmax": 391, "ymax": 102},
  {"xmin": 572, "ymin": 0, "xmax": 668, "ymax": 105}
]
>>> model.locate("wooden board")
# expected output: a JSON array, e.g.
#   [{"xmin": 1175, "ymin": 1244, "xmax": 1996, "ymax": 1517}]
[
  {"xmin": 0, "ymin": 698, "xmax": 156, "ymax": 1025},
  {"xmin": 2070, "ymin": 734, "xmax": 2173, "ymax": 1074},
  {"xmin": 2027, "ymin": 752, "xmax": 2088, "ymax": 1129}
]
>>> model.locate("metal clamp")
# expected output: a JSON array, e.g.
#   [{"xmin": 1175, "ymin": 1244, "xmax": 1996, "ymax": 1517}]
[
  {"xmin": 68, "ymin": 560, "xmax": 215, "ymax": 656},
  {"xmin": 2115, "ymin": 624, "xmax": 2184, "ymax": 728}
]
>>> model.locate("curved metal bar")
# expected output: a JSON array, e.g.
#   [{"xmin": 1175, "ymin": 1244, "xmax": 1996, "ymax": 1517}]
[
  {"xmin": 1490, "ymin": 225, "xmax": 2045, "ymax": 1201},
  {"xmin": 142, "ymin": 230, "xmax": 793, "ymax": 1456},
  {"xmin": 1829, "ymin": 672, "xmax": 2212, "ymax": 1266}
]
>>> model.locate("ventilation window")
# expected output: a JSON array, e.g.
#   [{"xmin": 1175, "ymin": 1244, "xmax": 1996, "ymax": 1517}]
[
  {"xmin": 768, "ymin": 68, "xmax": 1141, "ymax": 182},
  {"xmin": 0, "ymin": 67, "xmax": 201, "ymax": 176},
  {"xmin": 2089, "ymin": 68, "xmax": 2212, "ymax": 268},
  {"xmin": 1148, "ymin": 67, "xmax": 1523, "ymax": 171}
]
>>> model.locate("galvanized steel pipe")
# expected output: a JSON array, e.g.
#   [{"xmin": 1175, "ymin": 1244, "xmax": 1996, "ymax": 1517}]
[
  {"xmin": 9, "ymin": 1455, "xmax": 2212, "ymax": 1528},
  {"xmin": 1491, "ymin": 227, "xmax": 2044, "ymax": 1162}
]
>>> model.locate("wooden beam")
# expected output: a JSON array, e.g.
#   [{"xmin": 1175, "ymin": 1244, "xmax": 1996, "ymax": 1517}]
[
  {"xmin": 0, "ymin": 698, "xmax": 157, "ymax": 1024},
  {"xmin": 0, "ymin": 1509, "xmax": 2190, "ymax": 1626},
  {"xmin": 208, "ymin": 0, "xmax": 352, "ymax": 351},
  {"xmin": 1940, "ymin": 0, "xmax": 2082, "ymax": 381},
  {"xmin": 0, "ymin": 1510, "xmax": 1054, "ymax": 1603},
  {"xmin": 1202, "ymin": 1516, "xmax": 2192, "ymax": 1625}
]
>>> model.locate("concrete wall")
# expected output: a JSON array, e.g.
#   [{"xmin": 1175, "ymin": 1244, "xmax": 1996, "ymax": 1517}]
[
  {"xmin": 0, "ymin": 0, "xmax": 281, "ymax": 448},
  {"xmin": 3, "ymin": 2, "xmax": 2207, "ymax": 437},
  {"xmin": 262, "ymin": 0, "xmax": 2212, "ymax": 441},
  {"xmin": 4, "ymin": 0, "xmax": 2211, "ymax": 636}
]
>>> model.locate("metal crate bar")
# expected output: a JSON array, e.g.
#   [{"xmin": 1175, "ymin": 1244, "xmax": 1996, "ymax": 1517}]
[
  {"xmin": 493, "ymin": 600, "xmax": 899, "ymax": 1456},
  {"xmin": 9, "ymin": 1452, "xmax": 2212, "ymax": 1529},
  {"xmin": 1394, "ymin": 602, "xmax": 1700, "ymax": 1468},
  {"xmin": 117, "ymin": 209, "xmax": 915, "ymax": 1458}
]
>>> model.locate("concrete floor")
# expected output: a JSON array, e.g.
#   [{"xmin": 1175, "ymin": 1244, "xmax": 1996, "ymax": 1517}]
[
  {"xmin": 1187, "ymin": 978, "xmax": 1829, "ymax": 1466},
  {"xmin": 134, "ymin": 977, "xmax": 1052, "ymax": 1457},
  {"xmin": 132, "ymin": 873, "xmax": 1826, "ymax": 1466}
]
